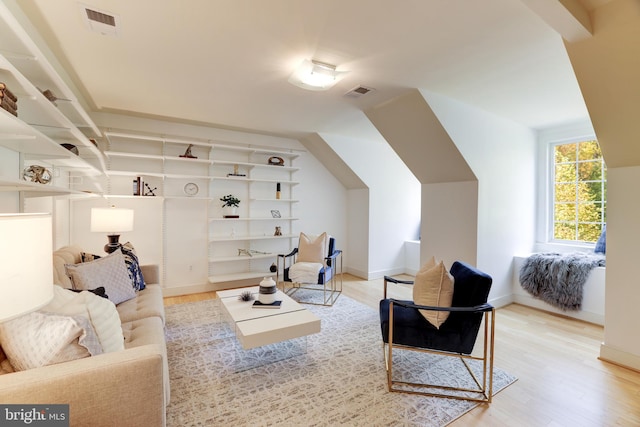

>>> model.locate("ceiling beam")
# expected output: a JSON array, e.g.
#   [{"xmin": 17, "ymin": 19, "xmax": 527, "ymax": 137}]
[{"xmin": 521, "ymin": 0, "xmax": 593, "ymax": 42}]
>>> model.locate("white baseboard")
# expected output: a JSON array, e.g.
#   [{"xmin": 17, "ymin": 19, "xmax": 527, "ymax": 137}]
[
  {"xmin": 512, "ymin": 294, "xmax": 604, "ymax": 325},
  {"xmin": 489, "ymin": 294, "xmax": 513, "ymax": 309},
  {"xmin": 600, "ymin": 344, "xmax": 640, "ymax": 372}
]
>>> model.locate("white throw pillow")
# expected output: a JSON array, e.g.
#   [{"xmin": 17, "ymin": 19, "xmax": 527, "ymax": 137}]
[
  {"xmin": 45, "ymin": 286, "xmax": 125, "ymax": 353},
  {"xmin": 0, "ymin": 311, "xmax": 102, "ymax": 371},
  {"xmin": 297, "ymin": 232, "xmax": 328, "ymax": 263},
  {"xmin": 65, "ymin": 249, "xmax": 136, "ymax": 305},
  {"xmin": 413, "ymin": 260, "xmax": 455, "ymax": 329}
]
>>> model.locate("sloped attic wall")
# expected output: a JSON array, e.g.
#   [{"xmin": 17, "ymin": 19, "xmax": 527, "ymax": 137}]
[{"xmin": 365, "ymin": 89, "xmax": 536, "ymax": 306}]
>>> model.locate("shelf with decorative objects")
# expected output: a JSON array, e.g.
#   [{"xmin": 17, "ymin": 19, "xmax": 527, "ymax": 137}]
[
  {"xmin": 207, "ymin": 144, "xmax": 302, "ymax": 285},
  {"xmin": 0, "ymin": 2, "xmax": 104, "ymax": 198},
  {"xmin": 97, "ymin": 129, "xmax": 304, "ymax": 287}
]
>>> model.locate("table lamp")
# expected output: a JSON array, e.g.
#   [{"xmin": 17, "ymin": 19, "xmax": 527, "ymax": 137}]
[
  {"xmin": 0, "ymin": 213, "xmax": 54, "ymax": 323},
  {"xmin": 91, "ymin": 207, "xmax": 134, "ymax": 253}
]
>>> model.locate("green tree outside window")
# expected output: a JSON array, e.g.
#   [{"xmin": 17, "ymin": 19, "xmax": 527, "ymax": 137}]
[{"xmin": 553, "ymin": 140, "xmax": 606, "ymax": 243}]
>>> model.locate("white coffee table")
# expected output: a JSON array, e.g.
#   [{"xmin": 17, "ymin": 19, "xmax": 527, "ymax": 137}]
[{"xmin": 216, "ymin": 286, "xmax": 321, "ymax": 350}]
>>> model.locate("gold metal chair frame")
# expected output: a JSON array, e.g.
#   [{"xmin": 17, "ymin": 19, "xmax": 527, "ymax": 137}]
[
  {"xmin": 277, "ymin": 249, "xmax": 343, "ymax": 306},
  {"xmin": 383, "ymin": 299, "xmax": 495, "ymax": 403}
]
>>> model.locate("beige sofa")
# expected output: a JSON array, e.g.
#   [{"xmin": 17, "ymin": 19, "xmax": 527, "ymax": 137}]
[{"xmin": 0, "ymin": 245, "xmax": 169, "ymax": 427}]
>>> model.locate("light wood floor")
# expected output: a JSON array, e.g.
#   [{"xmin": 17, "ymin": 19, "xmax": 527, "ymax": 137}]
[{"xmin": 164, "ymin": 274, "xmax": 640, "ymax": 426}]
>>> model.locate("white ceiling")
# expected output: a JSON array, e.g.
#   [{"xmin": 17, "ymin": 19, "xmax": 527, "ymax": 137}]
[{"xmin": 17, "ymin": 0, "xmax": 593, "ymax": 141}]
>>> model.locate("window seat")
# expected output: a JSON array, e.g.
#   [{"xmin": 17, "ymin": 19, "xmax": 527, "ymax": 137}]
[{"xmin": 512, "ymin": 255, "xmax": 605, "ymax": 325}]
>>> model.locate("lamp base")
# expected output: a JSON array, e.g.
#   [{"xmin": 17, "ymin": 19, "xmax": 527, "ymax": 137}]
[{"xmin": 104, "ymin": 234, "xmax": 121, "ymax": 254}]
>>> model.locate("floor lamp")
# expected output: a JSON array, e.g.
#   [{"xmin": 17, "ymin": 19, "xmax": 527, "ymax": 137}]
[
  {"xmin": 91, "ymin": 207, "xmax": 134, "ymax": 253},
  {"xmin": 0, "ymin": 213, "xmax": 54, "ymax": 323}
]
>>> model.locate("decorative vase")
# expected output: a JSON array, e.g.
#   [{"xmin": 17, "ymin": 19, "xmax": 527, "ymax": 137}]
[
  {"xmin": 259, "ymin": 276, "xmax": 277, "ymax": 304},
  {"xmin": 223, "ymin": 206, "xmax": 238, "ymax": 218}
]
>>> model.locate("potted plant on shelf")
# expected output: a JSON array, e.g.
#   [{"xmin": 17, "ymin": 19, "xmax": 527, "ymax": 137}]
[{"xmin": 220, "ymin": 194, "xmax": 240, "ymax": 218}]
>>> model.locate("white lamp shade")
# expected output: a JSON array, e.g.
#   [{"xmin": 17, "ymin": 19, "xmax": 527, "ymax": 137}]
[
  {"xmin": 0, "ymin": 213, "xmax": 54, "ymax": 323},
  {"xmin": 91, "ymin": 207, "xmax": 134, "ymax": 233}
]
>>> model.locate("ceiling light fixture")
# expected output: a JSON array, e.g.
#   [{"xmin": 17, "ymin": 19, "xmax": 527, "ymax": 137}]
[{"xmin": 288, "ymin": 59, "xmax": 346, "ymax": 91}]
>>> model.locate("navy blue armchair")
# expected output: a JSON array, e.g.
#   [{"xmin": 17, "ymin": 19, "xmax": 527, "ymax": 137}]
[{"xmin": 379, "ymin": 261, "xmax": 495, "ymax": 402}]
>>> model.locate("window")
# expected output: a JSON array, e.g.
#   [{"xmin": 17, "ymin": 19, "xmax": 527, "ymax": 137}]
[{"xmin": 551, "ymin": 139, "xmax": 606, "ymax": 243}]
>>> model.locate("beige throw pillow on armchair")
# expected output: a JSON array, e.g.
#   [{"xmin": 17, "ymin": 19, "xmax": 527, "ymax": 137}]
[
  {"xmin": 413, "ymin": 260, "xmax": 455, "ymax": 329},
  {"xmin": 297, "ymin": 232, "xmax": 328, "ymax": 263}
]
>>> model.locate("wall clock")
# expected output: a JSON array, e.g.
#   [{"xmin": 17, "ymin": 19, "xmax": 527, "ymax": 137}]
[{"xmin": 184, "ymin": 182, "xmax": 199, "ymax": 196}]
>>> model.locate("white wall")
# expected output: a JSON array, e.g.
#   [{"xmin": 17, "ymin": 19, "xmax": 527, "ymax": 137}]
[
  {"xmin": 423, "ymin": 90, "xmax": 537, "ymax": 306},
  {"xmin": 346, "ymin": 188, "xmax": 369, "ymax": 278},
  {"xmin": 320, "ymin": 133, "xmax": 421, "ymax": 279},
  {"xmin": 601, "ymin": 166, "xmax": 640, "ymax": 369},
  {"xmin": 0, "ymin": 147, "xmax": 19, "ymax": 213}
]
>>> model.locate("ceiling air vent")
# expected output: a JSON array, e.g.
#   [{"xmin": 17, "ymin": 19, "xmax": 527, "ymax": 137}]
[
  {"xmin": 344, "ymin": 85, "xmax": 375, "ymax": 98},
  {"xmin": 80, "ymin": 3, "xmax": 120, "ymax": 36}
]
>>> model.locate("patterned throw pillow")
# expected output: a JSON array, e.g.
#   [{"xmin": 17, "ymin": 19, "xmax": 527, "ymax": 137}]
[
  {"xmin": 65, "ymin": 249, "xmax": 136, "ymax": 305},
  {"xmin": 0, "ymin": 311, "xmax": 102, "ymax": 371},
  {"xmin": 68, "ymin": 286, "xmax": 109, "ymax": 299},
  {"xmin": 81, "ymin": 252, "xmax": 101, "ymax": 263},
  {"xmin": 121, "ymin": 242, "xmax": 146, "ymax": 291},
  {"xmin": 413, "ymin": 260, "xmax": 455, "ymax": 329}
]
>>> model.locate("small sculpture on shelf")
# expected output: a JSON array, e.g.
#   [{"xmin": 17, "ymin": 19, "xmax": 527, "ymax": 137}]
[
  {"xmin": 268, "ymin": 156, "xmax": 285, "ymax": 166},
  {"xmin": 179, "ymin": 144, "xmax": 197, "ymax": 159},
  {"xmin": 23, "ymin": 165, "xmax": 52, "ymax": 184},
  {"xmin": 144, "ymin": 183, "xmax": 157, "ymax": 196},
  {"xmin": 274, "ymin": 226, "xmax": 282, "ymax": 236},
  {"xmin": 227, "ymin": 164, "xmax": 246, "ymax": 178}
]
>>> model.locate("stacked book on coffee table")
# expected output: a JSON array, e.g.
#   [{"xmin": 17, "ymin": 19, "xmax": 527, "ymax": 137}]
[{"xmin": 0, "ymin": 82, "xmax": 18, "ymax": 117}]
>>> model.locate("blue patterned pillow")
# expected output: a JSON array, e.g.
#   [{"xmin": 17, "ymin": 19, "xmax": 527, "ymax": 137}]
[
  {"xmin": 594, "ymin": 225, "xmax": 606, "ymax": 254},
  {"xmin": 120, "ymin": 242, "xmax": 146, "ymax": 291}
]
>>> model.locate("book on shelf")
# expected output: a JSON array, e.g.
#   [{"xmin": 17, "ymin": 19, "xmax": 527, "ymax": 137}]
[
  {"xmin": 0, "ymin": 83, "xmax": 18, "ymax": 102},
  {"xmin": 252, "ymin": 300, "xmax": 282, "ymax": 309},
  {"xmin": 1, "ymin": 99, "xmax": 17, "ymax": 117},
  {"xmin": 0, "ymin": 94, "xmax": 17, "ymax": 111}
]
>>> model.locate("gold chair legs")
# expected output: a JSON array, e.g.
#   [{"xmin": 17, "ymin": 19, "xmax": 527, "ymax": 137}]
[{"xmin": 383, "ymin": 307, "xmax": 495, "ymax": 403}]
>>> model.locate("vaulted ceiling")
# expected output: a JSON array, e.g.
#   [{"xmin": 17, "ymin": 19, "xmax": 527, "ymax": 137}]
[{"xmin": 14, "ymin": 0, "xmax": 602, "ymax": 141}]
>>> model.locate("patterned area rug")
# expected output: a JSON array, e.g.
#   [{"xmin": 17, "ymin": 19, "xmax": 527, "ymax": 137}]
[{"xmin": 165, "ymin": 294, "xmax": 516, "ymax": 426}]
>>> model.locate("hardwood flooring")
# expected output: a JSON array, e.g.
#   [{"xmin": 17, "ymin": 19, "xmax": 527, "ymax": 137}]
[{"xmin": 164, "ymin": 274, "xmax": 640, "ymax": 426}]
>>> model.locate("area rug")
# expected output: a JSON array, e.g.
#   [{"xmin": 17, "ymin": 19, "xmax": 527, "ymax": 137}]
[{"xmin": 165, "ymin": 294, "xmax": 516, "ymax": 426}]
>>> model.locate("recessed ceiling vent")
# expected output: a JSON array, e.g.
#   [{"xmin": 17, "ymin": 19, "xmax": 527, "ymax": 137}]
[
  {"xmin": 344, "ymin": 85, "xmax": 375, "ymax": 98},
  {"xmin": 80, "ymin": 3, "xmax": 120, "ymax": 36}
]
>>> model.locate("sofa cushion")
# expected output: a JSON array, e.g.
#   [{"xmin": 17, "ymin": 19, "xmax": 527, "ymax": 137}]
[
  {"xmin": 53, "ymin": 245, "xmax": 83, "ymax": 288},
  {"xmin": 121, "ymin": 315, "xmax": 170, "ymax": 403},
  {"xmin": 117, "ymin": 284, "xmax": 165, "ymax": 324},
  {"xmin": 45, "ymin": 286, "xmax": 125, "ymax": 353},
  {"xmin": 0, "ymin": 311, "xmax": 102, "ymax": 371},
  {"xmin": 413, "ymin": 260, "xmax": 454, "ymax": 328},
  {"xmin": 65, "ymin": 249, "xmax": 136, "ymax": 305}
]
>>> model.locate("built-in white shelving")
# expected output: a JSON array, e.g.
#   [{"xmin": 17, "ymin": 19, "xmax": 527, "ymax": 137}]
[
  {"xmin": 0, "ymin": 2, "xmax": 104, "ymax": 198},
  {"xmin": 103, "ymin": 129, "xmax": 304, "ymax": 286}
]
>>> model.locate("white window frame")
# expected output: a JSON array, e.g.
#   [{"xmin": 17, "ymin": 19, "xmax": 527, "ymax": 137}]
[{"xmin": 535, "ymin": 120, "xmax": 598, "ymax": 253}]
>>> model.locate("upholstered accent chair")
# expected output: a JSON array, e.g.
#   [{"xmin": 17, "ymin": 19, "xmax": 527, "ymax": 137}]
[
  {"xmin": 379, "ymin": 261, "xmax": 495, "ymax": 402},
  {"xmin": 277, "ymin": 232, "xmax": 343, "ymax": 306}
]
